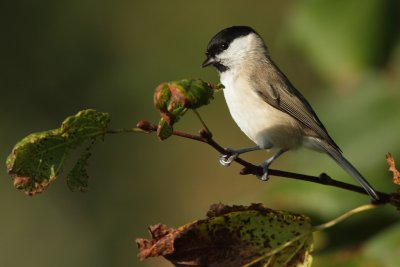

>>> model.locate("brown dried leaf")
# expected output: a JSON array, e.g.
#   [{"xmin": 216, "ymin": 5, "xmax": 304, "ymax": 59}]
[
  {"xmin": 136, "ymin": 203, "xmax": 313, "ymax": 267},
  {"xmin": 136, "ymin": 224, "xmax": 177, "ymax": 260},
  {"xmin": 386, "ymin": 153, "xmax": 400, "ymax": 185}
]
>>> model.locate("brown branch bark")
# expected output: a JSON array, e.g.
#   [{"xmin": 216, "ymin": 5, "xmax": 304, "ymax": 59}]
[{"xmin": 136, "ymin": 120, "xmax": 394, "ymax": 205}]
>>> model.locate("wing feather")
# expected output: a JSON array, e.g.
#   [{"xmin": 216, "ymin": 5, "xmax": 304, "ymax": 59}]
[{"xmin": 251, "ymin": 59, "xmax": 341, "ymax": 152}]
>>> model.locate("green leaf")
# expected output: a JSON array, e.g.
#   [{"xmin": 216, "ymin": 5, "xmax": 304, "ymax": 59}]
[
  {"xmin": 66, "ymin": 142, "xmax": 92, "ymax": 192},
  {"xmin": 136, "ymin": 203, "xmax": 313, "ymax": 266},
  {"xmin": 153, "ymin": 78, "xmax": 222, "ymax": 140},
  {"xmin": 6, "ymin": 109, "xmax": 110, "ymax": 195}
]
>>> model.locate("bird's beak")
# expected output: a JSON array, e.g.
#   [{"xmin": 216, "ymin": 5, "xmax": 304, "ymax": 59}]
[{"xmin": 202, "ymin": 56, "xmax": 215, "ymax": 68}]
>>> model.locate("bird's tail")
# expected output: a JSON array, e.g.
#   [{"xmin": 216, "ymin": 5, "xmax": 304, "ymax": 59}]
[{"xmin": 315, "ymin": 139, "xmax": 379, "ymax": 200}]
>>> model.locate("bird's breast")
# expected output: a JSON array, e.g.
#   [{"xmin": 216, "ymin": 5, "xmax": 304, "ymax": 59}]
[{"xmin": 221, "ymin": 74, "xmax": 303, "ymax": 149}]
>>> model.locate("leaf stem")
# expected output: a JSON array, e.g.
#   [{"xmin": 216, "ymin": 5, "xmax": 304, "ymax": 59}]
[
  {"xmin": 193, "ymin": 109, "xmax": 211, "ymax": 135},
  {"xmin": 313, "ymin": 204, "xmax": 378, "ymax": 232}
]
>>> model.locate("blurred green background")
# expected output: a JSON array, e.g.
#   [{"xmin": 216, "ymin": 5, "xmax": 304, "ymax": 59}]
[{"xmin": 1, "ymin": 1, "xmax": 400, "ymax": 266}]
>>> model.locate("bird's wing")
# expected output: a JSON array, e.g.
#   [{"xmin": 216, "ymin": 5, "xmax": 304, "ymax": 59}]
[{"xmin": 251, "ymin": 60, "xmax": 341, "ymax": 152}]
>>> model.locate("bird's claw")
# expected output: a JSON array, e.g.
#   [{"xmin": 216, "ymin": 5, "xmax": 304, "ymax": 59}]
[
  {"xmin": 219, "ymin": 153, "xmax": 238, "ymax": 166},
  {"xmin": 257, "ymin": 164, "xmax": 269, "ymax": 181}
]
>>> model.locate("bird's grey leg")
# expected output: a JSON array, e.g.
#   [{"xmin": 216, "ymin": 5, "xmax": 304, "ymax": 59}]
[
  {"xmin": 258, "ymin": 148, "xmax": 288, "ymax": 181},
  {"xmin": 219, "ymin": 146, "xmax": 261, "ymax": 166}
]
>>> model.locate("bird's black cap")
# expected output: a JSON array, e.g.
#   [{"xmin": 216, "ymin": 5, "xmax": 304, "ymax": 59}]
[{"xmin": 205, "ymin": 26, "xmax": 258, "ymax": 58}]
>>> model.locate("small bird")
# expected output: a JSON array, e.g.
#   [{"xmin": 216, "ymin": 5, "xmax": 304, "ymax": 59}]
[{"xmin": 202, "ymin": 26, "xmax": 379, "ymax": 200}]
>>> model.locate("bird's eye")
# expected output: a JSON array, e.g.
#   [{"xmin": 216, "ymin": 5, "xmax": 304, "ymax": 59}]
[{"xmin": 220, "ymin": 42, "xmax": 228, "ymax": 50}]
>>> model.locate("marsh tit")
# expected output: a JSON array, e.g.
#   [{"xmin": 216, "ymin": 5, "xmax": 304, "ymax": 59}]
[{"xmin": 202, "ymin": 26, "xmax": 379, "ymax": 200}]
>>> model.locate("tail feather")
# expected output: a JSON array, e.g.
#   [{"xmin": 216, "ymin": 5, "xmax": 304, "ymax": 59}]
[{"xmin": 315, "ymin": 140, "xmax": 379, "ymax": 200}]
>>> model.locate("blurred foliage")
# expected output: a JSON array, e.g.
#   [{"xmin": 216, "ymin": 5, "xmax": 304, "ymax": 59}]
[
  {"xmin": 313, "ymin": 222, "xmax": 400, "ymax": 267},
  {"xmin": 288, "ymin": 0, "xmax": 399, "ymax": 87},
  {"xmin": 1, "ymin": 1, "xmax": 399, "ymax": 267}
]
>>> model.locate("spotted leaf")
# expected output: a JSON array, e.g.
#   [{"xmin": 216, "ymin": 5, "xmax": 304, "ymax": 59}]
[
  {"xmin": 6, "ymin": 109, "xmax": 110, "ymax": 195},
  {"xmin": 136, "ymin": 203, "xmax": 313, "ymax": 267}
]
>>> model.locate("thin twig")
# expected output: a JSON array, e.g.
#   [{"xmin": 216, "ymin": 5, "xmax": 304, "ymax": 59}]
[
  {"xmin": 106, "ymin": 128, "xmax": 147, "ymax": 134},
  {"xmin": 134, "ymin": 120, "xmax": 392, "ymax": 204}
]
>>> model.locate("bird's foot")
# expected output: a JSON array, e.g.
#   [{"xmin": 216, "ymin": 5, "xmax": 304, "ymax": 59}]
[
  {"xmin": 256, "ymin": 148, "xmax": 288, "ymax": 181},
  {"xmin": 219, "ymin": 148, "xmax": 238, "ymax": 167},
  {"xmin": 257, "ymin": 162, "xmax": 270, "ymax": 181}
]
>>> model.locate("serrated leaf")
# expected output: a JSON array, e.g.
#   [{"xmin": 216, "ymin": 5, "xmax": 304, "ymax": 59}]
[
  {"xmin": 61, "ymin": 109, "xmax": 110, "ymax": 142},
  {"xmin": 136, "ymin": 203, "xmax": 313, "ymax": 267},
  {"xmin": 153, "ymin": 78, "xmax": 222, "ymax": 140},
  {"xmin": 6, "ymin": 130, "xmax": 67, "ymax": 195},
  {"xmin": 6, "ymin": 109, "xmax": 110, "ymax": 195}
]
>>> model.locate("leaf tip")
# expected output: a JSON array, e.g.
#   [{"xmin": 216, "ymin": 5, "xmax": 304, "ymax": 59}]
[
  {"xmin": 136, "ymin": 224, "xmax": 176, "ymax": 261},
  {"xmin": 11, "ymin": 175, "xmax": 50, "ymax": 196}
]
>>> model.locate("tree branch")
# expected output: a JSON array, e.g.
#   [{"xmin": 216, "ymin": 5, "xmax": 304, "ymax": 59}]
[{"xmin": 135, "ymin": 120, "xmax": 393, "ymax": 205}]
